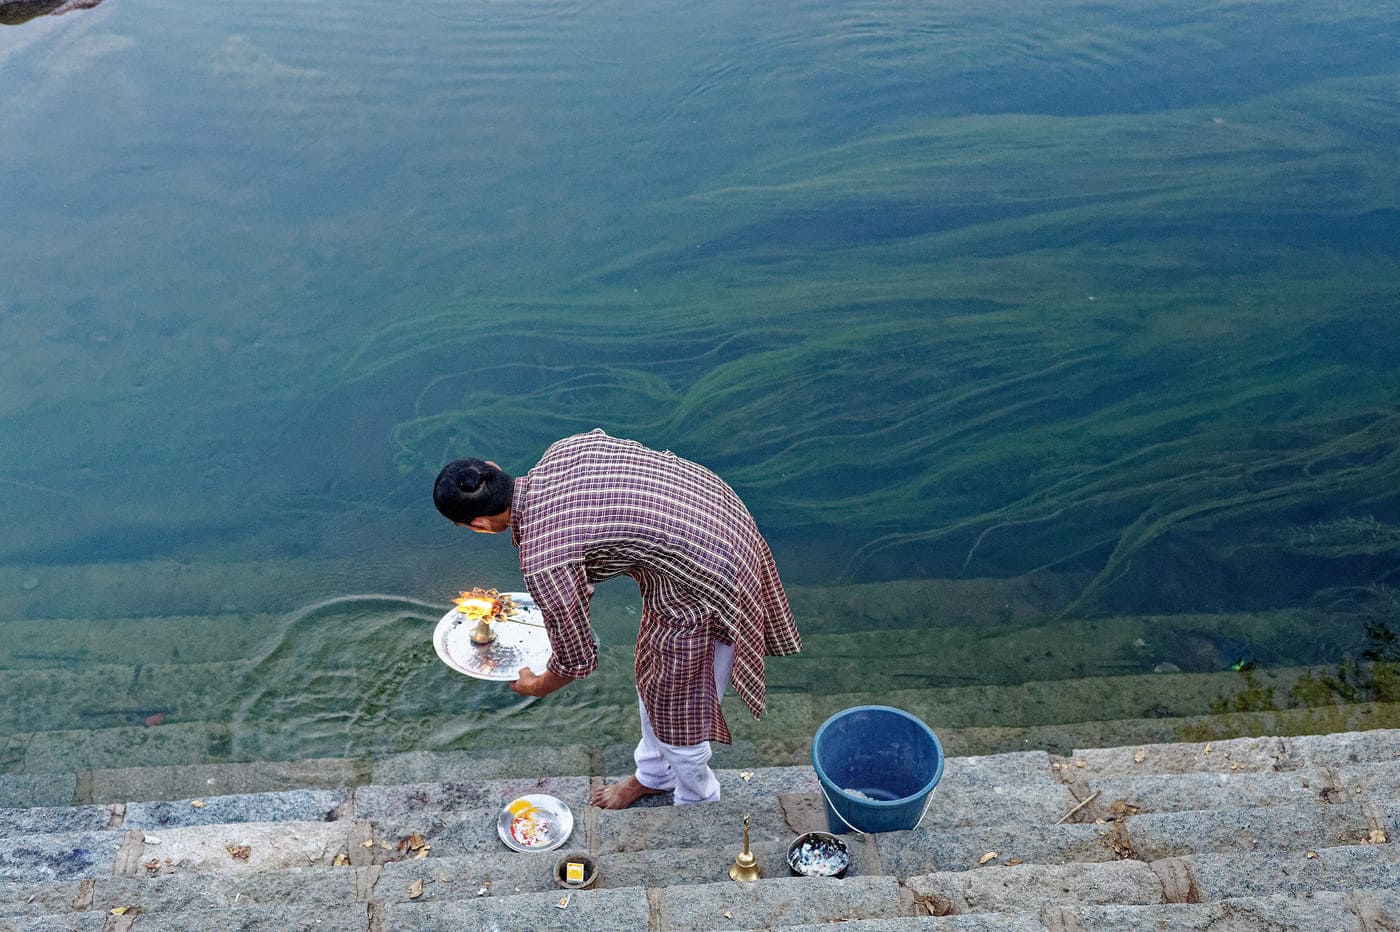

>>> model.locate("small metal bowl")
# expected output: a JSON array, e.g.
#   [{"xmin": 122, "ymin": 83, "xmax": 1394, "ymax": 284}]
[
  {"xmin": 553, "ymin": 852, "xmax": 599, "ymax": 889},
  {"xmin": 787, "ymin": 831, "xmax": 850, "ymax": 878}
]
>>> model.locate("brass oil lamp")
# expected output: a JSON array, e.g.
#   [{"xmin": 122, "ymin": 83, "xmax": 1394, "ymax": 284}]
[{"xmin": 452, "ymin": 588, "xmax": 515, "ymax": 645}]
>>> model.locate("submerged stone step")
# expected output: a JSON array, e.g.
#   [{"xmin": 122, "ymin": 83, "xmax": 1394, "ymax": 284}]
[
  {"xmin": 777, "ymin": 606, "xmax": 1359, "ymax": 694},
  {"xmin": 6, "ymin": 671, "xmax": 1396, "ymax": 798},
  {"xmin": 368, "ymin": 746, "xmax": 595, "ymax": 788},
  {"xmin": 13, "ymin": 721, "xmax": 237, "ymax": 778},
  {"xmin": 0, "ymin": 612, "xmax": 286, "ymax": 671},
  {"xmin": 86, "ymin": 756, "xmax": 363, "ymax": 808},
  {"xmin": 0, "ymin": 660, "xmax": 256, "ymax": 736}
]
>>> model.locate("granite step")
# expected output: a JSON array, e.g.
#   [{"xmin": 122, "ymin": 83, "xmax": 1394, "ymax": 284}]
[
  {"xmin": 1056, "ymin": 758, "xmax": 1400, "ymax": 821},
  {"xmin": 381, "ymin": 874, "xmax": 905, "ymax": 931},
  {"xmin": 4, "ymin": 706, "xmax": 1398, "ymax": 816},
  {"xmin": 1, "ymin": 772, "xmax": 1391, "ymax": 899},
  {"xmin": 1068, "ymin": 890, "xmax": 1400, "ymax": 932},
  {"xmin": 902, "ymin": 845, "xmax": 1400, "ymax": 916},
  {"xmin": 771, "ymin": 891, "xmax": 1398, "ymax": 931},
  {"xmin": 0, "ymin": 729, "xmax": 1397, "ymax": 931}
]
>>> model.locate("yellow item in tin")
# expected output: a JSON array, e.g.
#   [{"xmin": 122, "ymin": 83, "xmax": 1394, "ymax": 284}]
[{"xmin": 566, "ymin": 861, "xmax": 585, "ymax": 883}]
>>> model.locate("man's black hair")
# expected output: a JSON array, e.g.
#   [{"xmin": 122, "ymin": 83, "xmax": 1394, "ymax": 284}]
[{"xmin": 433, "ymin": 459, "xmax": 514, "ymax": 524}]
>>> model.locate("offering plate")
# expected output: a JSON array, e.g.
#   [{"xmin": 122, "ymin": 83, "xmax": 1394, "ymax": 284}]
[
  {"xmin": 433, "ymin": 591, "xmax": 551, "ymax": 682},
  {"xmin": 498, "ymin": 793, "xmax": 574, "ymax": 852}
]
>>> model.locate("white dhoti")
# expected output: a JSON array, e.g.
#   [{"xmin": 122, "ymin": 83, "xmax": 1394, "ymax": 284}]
[{"xmin": 632, "ymin": 641, "xmax": 735, "ymax": 804}]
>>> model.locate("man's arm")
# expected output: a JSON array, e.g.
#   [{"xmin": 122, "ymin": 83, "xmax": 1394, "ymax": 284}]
[
  {"xmin": 511, "ymin": 665, "xmax": 574, "ymax": 698},
  {"xmin": 510, "ymin": 565, "xmax": 596, "ymax": 696}
]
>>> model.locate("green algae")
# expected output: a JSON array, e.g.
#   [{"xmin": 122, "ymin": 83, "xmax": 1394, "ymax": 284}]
[{"xmin": 347, "ymin": 75, "xmax": 1400, "ymax": 612}]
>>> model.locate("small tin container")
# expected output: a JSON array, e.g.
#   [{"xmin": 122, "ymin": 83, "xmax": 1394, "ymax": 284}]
[
  {"xmin": 553, "ymin": 852, "xmax": 599, "ymax": 889},
  {"xmin": 787, "ymin": 831, "xmax": 850, "ymax": 878}
]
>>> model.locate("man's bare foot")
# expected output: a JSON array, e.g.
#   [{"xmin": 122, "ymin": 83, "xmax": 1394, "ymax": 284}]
[{"xmin": 591, "ymin": 776, "xmax": 667, "ymax": 810}]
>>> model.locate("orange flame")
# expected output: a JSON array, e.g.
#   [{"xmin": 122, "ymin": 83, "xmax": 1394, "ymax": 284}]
[{"xmin": 453, "ymin": 587, "xmax": 503, "ymax": 621}]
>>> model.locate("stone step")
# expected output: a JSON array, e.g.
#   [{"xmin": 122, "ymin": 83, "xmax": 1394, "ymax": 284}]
[
  {"xmin": 901, "ymin": 842, "xmax": 1400, "ymax": 916},
  {"xmin": 1068, "ymin": 890, "xmax": 1399, "ymax": 932},
  {"xmin": 1057, "ymin": 758, "xmax": 1400, "ymax": 821},
  {"xmin": 775, "ymin": 917, "xmax": 1050, "ymax": 931},
  {"xmin": 0, "ymin": 737, "xmax": 1395, "ymax": 930},
  {"xmin": 4, "ymin": 702, "xmax": 1398, "ymax": 817},
  {"xmin": 1064, "ymin": 727, "xmax": 1400, "ymax": 776},
  {"xmin": 0, "ymin": 828, "xmax": 123, "ymax": 884},
  {"xmin": 381, "ymin": 874, "xmax": 906, "ymax": 931},
  {"xmin": 4, "ymin": 782, "xmax": 1386, "ymax": 896},
  {"xmin": 0, "ymin": 913, "xmax": 109, "ymax": 932},
  {"xmin": 874, "ymin": 796, "xmax": 1391, "ymax": 879},
  {"xmin": 0, "ymin": 875, "xmax": 902, "ymax": 932},
  {"xmin": 774, "ymin": 891, "xmax": 1396, "ymax": 931}
]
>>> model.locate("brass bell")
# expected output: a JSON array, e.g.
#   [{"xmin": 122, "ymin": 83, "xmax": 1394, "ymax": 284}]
[{"xmin": 729, "ymin": 813, "xmax": 763, "ymax": 882}]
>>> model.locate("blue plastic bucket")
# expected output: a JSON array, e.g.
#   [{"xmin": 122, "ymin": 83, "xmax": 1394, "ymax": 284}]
[{"xmin": 811, "ymin": 705, "xmax": 945, "ymax": 834}]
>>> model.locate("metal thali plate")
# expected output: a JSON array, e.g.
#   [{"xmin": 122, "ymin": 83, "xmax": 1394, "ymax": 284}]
[
  {"xmin": 497, "ymin": 793, "xmax": 574, "ymax": 852},
  {"xmin": 433, "ymin": 591, "xmax": 551, "ymax": 682}
]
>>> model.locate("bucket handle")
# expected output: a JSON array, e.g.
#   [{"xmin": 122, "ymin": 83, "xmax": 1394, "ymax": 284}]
[{"xmin": 817, "ymin": 781, "xmax": 938, "ymax": 837}]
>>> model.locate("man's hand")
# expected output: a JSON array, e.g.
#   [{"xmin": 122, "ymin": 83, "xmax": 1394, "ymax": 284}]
[{"xmin": 511, "ymin": 665, "xmax": 573, "ymax": 698}]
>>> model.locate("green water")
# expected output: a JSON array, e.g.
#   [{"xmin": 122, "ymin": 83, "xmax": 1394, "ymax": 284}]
[{"xmin": 2, "ymin": 0, "xmax": 1399, "ymax": 773}]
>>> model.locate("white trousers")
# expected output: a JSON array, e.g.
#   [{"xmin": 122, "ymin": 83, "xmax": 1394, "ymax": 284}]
[{"xmin": 633, "ymin": 641, "xmax": 736, "ymax": 805}]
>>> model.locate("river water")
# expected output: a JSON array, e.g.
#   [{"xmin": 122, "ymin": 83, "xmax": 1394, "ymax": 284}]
[{"xmin": 2, "ymin": 0, "xmax": 1398, "ymax": 771}]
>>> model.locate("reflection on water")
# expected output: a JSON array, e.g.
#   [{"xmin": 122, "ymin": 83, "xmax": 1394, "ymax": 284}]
[
  {"xmin": 0, "ymin": 0, "xmax": 1398, "ymax": 774},
  {"xmin": 231, "ymin": 592, "xmax": 641, "ymax": 763}
]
